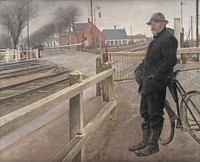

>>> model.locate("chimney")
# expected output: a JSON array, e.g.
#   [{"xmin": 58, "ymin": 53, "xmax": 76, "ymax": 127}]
[
  {"xmin": 88, "ymin": 18, "xmax": 90, "ymax": 23},
  {"xmin": 114, "ymin": 25, "xmax": 116, "ymax": 29}
]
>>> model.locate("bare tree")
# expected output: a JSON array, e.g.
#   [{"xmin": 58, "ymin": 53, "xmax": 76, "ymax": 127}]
[{"xmin": 0, "ymin": 0, "xmax": 38, "ymax": 49}]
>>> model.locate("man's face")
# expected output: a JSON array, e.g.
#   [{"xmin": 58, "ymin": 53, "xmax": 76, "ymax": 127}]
[{"xmin": 150, "ymin": 21, "xmax": 166, "ymax": 36}]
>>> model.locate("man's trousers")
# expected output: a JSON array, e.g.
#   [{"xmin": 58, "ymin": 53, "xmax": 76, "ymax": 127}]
[{"xmin": 140, "ymin": 88, "xmax": 166, "ymax": 130}]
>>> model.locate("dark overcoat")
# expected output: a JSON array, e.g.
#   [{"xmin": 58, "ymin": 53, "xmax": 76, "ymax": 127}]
[{"xmin": 135, "ymin": 28, "xmax": 178, "ymax": 95}]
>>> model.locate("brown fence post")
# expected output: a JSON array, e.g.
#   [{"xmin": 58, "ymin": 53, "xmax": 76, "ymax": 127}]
[
  {"xmin": 101, "ymin": 64, "xmax": 107, "ymax": 101},
  {"xmin": 103, "ymin": 63, "xmax": 118, "ymax": 120},
  {"xmin": 96, "ymin": 57, "xmax": 102, "ymax": 96},
  {"xmin": 181, "ymin": 53, "xmax": 186, "ymax": 63},
  {"xmin": 69, "ymin": 70, "xmax": 84, "ymax": 162},
  {"xmin": 103, "ymin": 63, "xmax": 113, "ymax": 102}
]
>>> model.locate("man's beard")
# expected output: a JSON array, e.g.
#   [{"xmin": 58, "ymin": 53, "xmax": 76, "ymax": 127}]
[{"xmin": 151, "ymin": 29, "xmax": 158, "ymax": 36}]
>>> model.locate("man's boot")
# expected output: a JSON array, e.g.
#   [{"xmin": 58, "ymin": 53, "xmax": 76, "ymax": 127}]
[
  {"xmin": 128, "ymin": 128, "xmax": 151, "ymax": 152},
  {"xmin": 134, "ymin": 126, "xmax": 162, "ymax": 156}
]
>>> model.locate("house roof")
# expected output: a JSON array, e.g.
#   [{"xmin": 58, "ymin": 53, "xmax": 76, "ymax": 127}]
[
  {"xmin": 102, "ymin": 28, "xmax": 127, "ymax": 40},
  {"xmin": 74, "ymin": 23, "xmax": 88, "ymax": 31}
]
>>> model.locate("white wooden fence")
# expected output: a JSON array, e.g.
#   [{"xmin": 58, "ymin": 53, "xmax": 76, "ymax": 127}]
[{"xmin": 0, "ymin": 48, "xmax": 41, "ymax": 63}]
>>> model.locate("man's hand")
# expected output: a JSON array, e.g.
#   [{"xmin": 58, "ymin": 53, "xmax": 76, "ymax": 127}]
[
  {"xmin": 148, "ymin": 75, "xmax": 155, "ymax": 80},
  {"xmin": 135, "ymin": 71, "xmax": 143, "ymax": 84}
]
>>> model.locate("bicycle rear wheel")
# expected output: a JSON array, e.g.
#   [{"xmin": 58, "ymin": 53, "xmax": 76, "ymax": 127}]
[
  {"xmin": 159, "ymin": 100, "xmax": 176, "ymax": 145},
  {"xmin": 181, "ymin": 90, "xmax": 200, "ymax": 144}
]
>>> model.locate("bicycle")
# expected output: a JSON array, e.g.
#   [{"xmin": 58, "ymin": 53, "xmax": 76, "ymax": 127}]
[{"xmin": 159, "ymin": 70, "xmax": 200, "ymax": 145}]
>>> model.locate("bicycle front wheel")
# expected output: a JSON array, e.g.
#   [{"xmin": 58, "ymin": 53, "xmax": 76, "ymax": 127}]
[
  {"xmin": 181, "ymin": 90, "xmax": 200, "ymax": 144},
  {"xmin": 159, "ymin": 100, "xmax": 175, "ymax": 145}
]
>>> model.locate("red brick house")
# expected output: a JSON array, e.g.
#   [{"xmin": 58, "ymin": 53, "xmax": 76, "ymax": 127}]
[{"xmin": 60, "ymin": 19, "xmax": 105, "ymax": 49}]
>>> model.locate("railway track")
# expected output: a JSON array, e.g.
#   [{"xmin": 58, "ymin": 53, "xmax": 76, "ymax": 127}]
[
  {"xmin": 0, "ymin": 59, "xmax": 71, "ymax": 117},
  {"xmin": 0, "ymin": 60, "xmax": 57, "ymax": 80},
  {"xmin": 0, "ymin": 59, "xmax": 47, "ymax": 70}
]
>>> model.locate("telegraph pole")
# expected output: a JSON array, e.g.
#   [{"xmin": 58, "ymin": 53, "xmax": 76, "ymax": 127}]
[
  {"xmin": 90, "ymin": 0, "xmax": 93, "ymax": 24},
  {"xmin": 180, "ymin": 1, "xmax": 185, "ymax": 47},
  {"xmin": 90, "ymin": 0, "xmax": 96, "ymax": 49},
  {"xmin": 90, "ymin": 0, "xmax": 94, "ymax": 48},
  {"xmin": 196, "ymin": 0, "xmax": 199, "ymax": 47},
  {"xmin": 191, "ymin": 16, "xmax": 193, "ymax": 47},
  {"xmin": 27, "ymin": 0, "xmax": 30, "ymax": 58}
]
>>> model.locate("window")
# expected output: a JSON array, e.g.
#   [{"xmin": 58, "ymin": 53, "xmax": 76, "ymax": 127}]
[
  {"xmin": 96, "ymin": 37, "xmax": 100, "ymax": 46},
  {"xmin": 123, "ymin": 40, "xmax": 127, "ymax": 45}
]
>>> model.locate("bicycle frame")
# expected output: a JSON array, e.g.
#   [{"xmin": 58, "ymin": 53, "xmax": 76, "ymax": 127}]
[
  {"xmin": 160, "ymin": 70, "xmax": 200, "ymax": 145},
  {"xmin": 168, "ymin": 72, "xmax": 200, "ymax": 130},
  {"xmin": 168, "ymin": 79, "xmax": 183, "ymax": 128}
]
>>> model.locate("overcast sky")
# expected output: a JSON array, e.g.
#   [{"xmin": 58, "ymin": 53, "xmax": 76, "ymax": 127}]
[{"xmin": 0, "ymin": 0, "xmax": 198, "ymax": 38}]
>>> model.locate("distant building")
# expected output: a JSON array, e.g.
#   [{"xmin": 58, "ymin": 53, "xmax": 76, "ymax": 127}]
[
  {"xmin": 60, "ymin": 19, "xmax": 105, "ymax": 49},
  {"xmin": 102, "ymin": 26, "xmax": 128, "ymax": 46},
  {"xmin": 127, "ymin": 34, "xmax": 147, "ymax": 44}
]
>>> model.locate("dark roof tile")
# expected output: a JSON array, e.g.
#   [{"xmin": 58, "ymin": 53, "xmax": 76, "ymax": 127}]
[
  {"xmin": 102, "ymin": 28, "xmax": 127, "ymax": 40},
  {"xmin": 74, "ymin": 23, "xmax": 88, "ymax": 31}
]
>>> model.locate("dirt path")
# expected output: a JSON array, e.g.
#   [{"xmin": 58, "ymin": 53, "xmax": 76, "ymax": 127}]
[{"xmin": 86, "ymin": 80, "xmax": 200, "ymax": 162}]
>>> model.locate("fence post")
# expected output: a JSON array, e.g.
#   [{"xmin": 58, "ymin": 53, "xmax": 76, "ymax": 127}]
[
  {"xmin": 15, "ymin": 49, "xmax": 18, "ymax": 61},
  {"xmin": 103, "ymin": 63, "xmax": 117, "ymax": 120},
  {"xmin": 26, "ymin": 47, "xmax": 29, "ymax": 60},
  {"xmin": 19, "ymin": 47, "xmax": 22, "ymax": 60},
  {"xmin": 6, "ymin": 48, "xmax": 9, "ymax": 63},
  {"xmin": 35, "ymin": 48, "xmax": 38, "ymax": 58},
  {"xmin": 96, "ymin": 57, "xmax": 102, "ymax": 96},
  {"xmin": 69, "ymin": 70, "xmax": 84, "ymax": 162}
]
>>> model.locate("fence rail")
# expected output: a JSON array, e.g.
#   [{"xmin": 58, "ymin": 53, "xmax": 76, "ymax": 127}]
[
  {"xmin": 42, "ymin": 43, "xmax": 83, "ymax": 56},
  {"xmin": 0, "ymin": 64, "xmax": 117, "ymax": 162},
  {"xmin": 0, "ymin": 44, "xmax": 83, "ymax": 63},
  {"xmin": 108, "ymin": 47, "xmax": 200, "ymax": 81},
  {"xmin": 0, "ymin": 48, "xmax": 41, "ymax": 63}
]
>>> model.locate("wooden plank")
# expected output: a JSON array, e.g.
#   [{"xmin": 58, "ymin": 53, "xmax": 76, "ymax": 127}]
[
  {"xmin": 0, "ymin": 68, "xmax": 115, "ymax": 137},
  {"xmin": 108, "ymin": 47, "xmax": 200, "ymax": 56},
  {"xmin": 69, "ymin": 71, "xmax": 84, "ymax": 138},
  {"xmin": 177, "ymin": 47, "xmax": 200, "ymax": 54},
  {"xmin": 50, "ymin": 136, "xmax": 82, "ymax": 162},
  {"xmin": 50, "ymin": 99, "xmax": 117, "ymax": 162},
  {"xmin": 69, "ymin": 71, "xmax": 84, "ymax": 162},
  {"xmin": 108, "ymin": 51, "xmax": 146, "ymax": 56},
  {"xmin": 62, "ymin": 98, "xmax": 117, "ymax": 162},
  {"xmin": 96, "ymin": 57, "xmax": 102, "ymax": 96},
  {"xmin": 104, "ymin": 63, "xmax": 113, "ymax": 102}
]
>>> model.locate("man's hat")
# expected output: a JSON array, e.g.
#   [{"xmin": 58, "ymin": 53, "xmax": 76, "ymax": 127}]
[{"xmin": 146, "ymin": 12, "xmax": 169, "ymax": 25}]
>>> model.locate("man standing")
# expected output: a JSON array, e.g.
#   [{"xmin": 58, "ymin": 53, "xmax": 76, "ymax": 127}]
[{"xmin": 129, "ymin": 12, "xmax": 178, "ymax": 156}]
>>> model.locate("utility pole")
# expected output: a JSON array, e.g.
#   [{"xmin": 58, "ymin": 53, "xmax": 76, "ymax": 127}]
[
  {"xmin": 191, "ymin": 16, "xmax": 193, "ymax": 47},
  {"xmin": 196, "ymin": 0, "xmax": 199, "ymax": 47},
  {"xmin": 90, "ymin": 0, "xmax": 93, "ymax": 24},
  {"xmin": 90, "ymin": 0, "xmax": 96, "ymax": 49},
  {"xmin": 27, "ymin": 0, "xmax": 30, "ymax": 59},
  {"xmin": 90, "ymin": 0, "xmax": 95, "ymax": 48},
  {"xmin": 130, "ymin": 25, "xmax": 133, "ymax": 44},
  {"xmin": 180, "ymin": 1, "xmax": 185, "ymax": 48}
]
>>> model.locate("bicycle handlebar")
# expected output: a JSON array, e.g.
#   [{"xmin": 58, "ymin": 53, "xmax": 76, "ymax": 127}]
[
  {"xmin": 172, "ymin": 69, "xmax": 181, "ymax": 76},
  {"xmin": 168, "ymin": 69, "xmax": 181, "ymax": 81}
]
